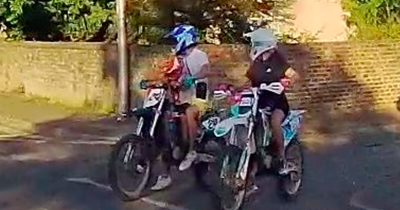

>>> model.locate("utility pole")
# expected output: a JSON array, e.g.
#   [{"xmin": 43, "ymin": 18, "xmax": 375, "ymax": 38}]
[{"xmin": 116, "ymin": 0, "xmax": 129, "ymax": 118}]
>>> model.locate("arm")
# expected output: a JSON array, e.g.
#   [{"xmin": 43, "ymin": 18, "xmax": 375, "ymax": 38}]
[
  {"xmin": 276, "ymin": 52, "xmax": 300, "ymax": 88},
  {"xmin": 193, "ymin": 63, "xmax": 211, "ymax": 79},
  {"xmin": 191, "ymin": 51, "xmax": 216, "ymax": 79},
  {"xmin": 282, "ymin": 67, "xmax": 300, "ymax": 88}
]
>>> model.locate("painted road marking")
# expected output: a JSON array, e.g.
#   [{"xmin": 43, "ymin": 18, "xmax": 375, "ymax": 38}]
[
  {"xmin": 350, "ymin": 190, "xmax": 384, "ymax": 210},
  {"xmin": 66, "ymin": 177, "xmax": 189, "ymax": 210},
  {"xmin": 66, "ymin": 178, "xmax": 112, "ymax": 191},
  {"xmin": 141, "ymin": 197, "xmax": 189, "ymax": 210}
]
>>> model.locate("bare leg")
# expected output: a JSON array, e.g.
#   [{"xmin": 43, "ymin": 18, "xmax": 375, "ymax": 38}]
[
  {"xmin": 185, "ymin": 106, "xmax": 200, "ymax": 151},
  {"xmin": 179, "ymin": 105, "xmax": 200, "ymax": 171},
  {"xmin": 180, "ymin": 115, "xmax": 189, "ymax": 146},
  {"xmin": 270, "ymin": 109, "xmax": 286, "ymax": 160}
]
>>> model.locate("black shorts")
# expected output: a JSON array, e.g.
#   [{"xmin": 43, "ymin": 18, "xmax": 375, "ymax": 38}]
[{"xmin": 258, "ymin": 91, "xmax": 289, "ymax": 117}]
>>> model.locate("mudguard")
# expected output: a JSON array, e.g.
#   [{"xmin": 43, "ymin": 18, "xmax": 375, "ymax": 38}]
[
  {"xmin": 213, "ymin": 116, "xmax": 248, "ymax": 138},
  {"xmin": 143, "ymin": 88, "xmax": 165, "ymax": 108},
  {"xmin": 282, "ymin": 110, "xmax": 306, "ymax": 147}
]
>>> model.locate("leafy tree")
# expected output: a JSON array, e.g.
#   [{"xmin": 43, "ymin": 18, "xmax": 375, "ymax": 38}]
[
  {"xmin": 0, "ymin": 0, "xmax": 36, "ymax": 40},
  {"xmin": 342, "ymin": 0, "xmax": 400, "ymax": 40},
  {"xmin": 0, "ymin": 0, "xmax": 295, "ymax": 42},
  {"xmin": 46, "ymin": 0, "xmax": 115, "ymax": 41},
  {"xmin": 0, "ymin": 0, "xmax": 114, "ymax": 41},
  {"xmin": 124, "ymin": 0, "xmax": 295, "ymax": 43}
]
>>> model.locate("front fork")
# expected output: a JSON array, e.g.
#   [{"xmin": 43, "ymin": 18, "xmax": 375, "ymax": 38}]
[
  {"xmin": 167, "ymin": 110, "xmax": 180, "ymax": 150},
  {"xmin": 123, "ymin": 92, "xmax": 167, "ymax": 164},
  {"xmin": 220, "ymin": 119, "xmax": 255, "ymax": 185},
  {"xmin": 221, "ymin": 88, "xmax": 269, "ymax": 185}
]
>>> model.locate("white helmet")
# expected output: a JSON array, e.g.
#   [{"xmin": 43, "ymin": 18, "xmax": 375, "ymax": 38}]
[{"xmin": 243, "ymin": 28, "xmax": 278, "ymax": 61}]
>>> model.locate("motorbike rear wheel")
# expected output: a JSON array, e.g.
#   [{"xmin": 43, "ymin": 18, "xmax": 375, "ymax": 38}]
[{"xmin": 279, "ymin": 139, "xmax": 303, "ymax": 200}]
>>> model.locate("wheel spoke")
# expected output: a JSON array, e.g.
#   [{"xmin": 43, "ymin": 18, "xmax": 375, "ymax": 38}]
[
  {"xmin": 281, "ymin": 141, "xmax": 303, "ymax": 198},
  {"xmin": 109, "ymin": 135, "xmax": 151, "ymax": 201}
]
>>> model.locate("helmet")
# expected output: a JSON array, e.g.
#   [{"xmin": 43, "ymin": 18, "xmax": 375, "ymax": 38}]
[
  {"xmin": 243, "ymin": 28, "xmax": 278, "ymax": 61},
  {"xmin": 168, "ymin": 24, "xmax": 198, "ymax": 55}
]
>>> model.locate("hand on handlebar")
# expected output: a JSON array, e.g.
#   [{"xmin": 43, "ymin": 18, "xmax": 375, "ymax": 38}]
[
  {"xmin": 217, "ymin": 83, "xmax": 235, "ymax": 92},
  {"xmin": 183, "ymin": 76, "xmax": 196, "ymax": 89},
  {"xmin": 170, "ymin": 80, "xmax": 181, "ymax": 89},
  {"xmin": 139, "ymin": 79, "xmax": 169, "ymax": 89},
  {"xmin": 280, "ymin": 78, "xmax": 291, "ymax": 89}
]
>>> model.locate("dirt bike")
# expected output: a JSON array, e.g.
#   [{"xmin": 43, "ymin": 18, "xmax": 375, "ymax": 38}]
[
  {"xmin": 208, "ymin": 82, "xmax": 305, "ymax": 210},
  {"xmin": 108, "ymin": 79, "xmax": 222, "ymax": 201}
]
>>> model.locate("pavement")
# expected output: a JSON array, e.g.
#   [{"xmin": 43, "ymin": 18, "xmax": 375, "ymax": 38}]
[
  {"xmin": 0, "ymin": 93, "xmax": 133, "ymax": 142},
  {"xmin": 0, "ymin": 93, "xmax": 400, "ymax": 210}
]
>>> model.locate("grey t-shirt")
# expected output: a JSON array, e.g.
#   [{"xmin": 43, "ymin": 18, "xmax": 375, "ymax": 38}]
[{"xmin": 177, "ymin": 48, "xmax": 210, "ymax": 105}]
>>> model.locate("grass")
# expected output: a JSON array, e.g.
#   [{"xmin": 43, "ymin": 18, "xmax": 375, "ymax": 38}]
[
  {"xmin": 0, "ymin": 92, "xmax": 115, "ymax": 136},
  {"xmin": 0, "ymin": 93, "xmax": 75, "ymax": 123}
]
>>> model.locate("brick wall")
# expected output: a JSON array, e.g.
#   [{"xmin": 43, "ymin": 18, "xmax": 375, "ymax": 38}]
[
  {"xmin": 135, "ymin": 41, "xmax": 400, "ymax": 112},
  {"xmin": 1, "ymin": 41, "xmax": 400, "ymax": 113},
  {"xmin": 281, "ymin": 41, "xmax": 400, "ymax": 112}
]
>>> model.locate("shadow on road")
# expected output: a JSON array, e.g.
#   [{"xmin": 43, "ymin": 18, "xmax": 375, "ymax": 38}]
[{"xmin": 0, "ymin": 142, "xmax": 121, "ymax": 210}]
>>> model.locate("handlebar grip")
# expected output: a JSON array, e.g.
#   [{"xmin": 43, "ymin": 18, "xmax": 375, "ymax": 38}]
[{"xmin": 280, "ymin": 78, "xmax": 290, "ymax": 88}]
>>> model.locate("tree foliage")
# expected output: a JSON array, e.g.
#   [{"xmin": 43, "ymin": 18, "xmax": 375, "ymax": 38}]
[
  {"xmin": 342, "ymin": 0, "xmax": 400, "ymax": 40},
  {"xmin": 124, "ymin": 0, "xmax": 295, "ymax": 43},
  {"xmin": 0, "ymin": 0, "xmax": 294, "ymax": 42},
  {"xmin": 46, "ymin": 0, "xmax": 115, "ymax": 41},
  {"xmin": 0, "ymin": 0, "xmax": 114, "ymax": 41}
]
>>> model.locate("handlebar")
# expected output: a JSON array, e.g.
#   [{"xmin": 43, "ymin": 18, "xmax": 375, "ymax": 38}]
[
  {"xmin": 213, "ymin": 82, "xmax": 285, "ymax": 100},
  {"xmin": 139, "ymin": 77, "xmax": 201, "ymax": 90},
  {"xmin": 259, "ymin": 82, "xmax": 285, "ymax": 94},
  {"xmin": 139, "ymin": 80, "xmax": 168, "ymax": 89}
]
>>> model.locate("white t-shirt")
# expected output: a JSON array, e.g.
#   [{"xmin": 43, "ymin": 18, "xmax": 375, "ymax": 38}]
[{"xmin": 177, "ymin": 48, "xmax": 210, "ymax": 105}]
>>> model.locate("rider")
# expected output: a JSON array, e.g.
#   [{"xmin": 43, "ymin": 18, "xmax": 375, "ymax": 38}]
[
  {"xmin": 151, "ymin": 24, "xmax": 212, "ymax": 191},
  {"xmin": 243, "ymin": 27, "xmax": 300, "ymax": 193}
]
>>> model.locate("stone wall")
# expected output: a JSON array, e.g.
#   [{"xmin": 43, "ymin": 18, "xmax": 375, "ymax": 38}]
[
  {"xmin": 1, "ymin": 41, "xmax": 400, "ymax": 113},
  {"xmin": 0, "ymin": 42, "xmax": 116, "ymax": 112}
]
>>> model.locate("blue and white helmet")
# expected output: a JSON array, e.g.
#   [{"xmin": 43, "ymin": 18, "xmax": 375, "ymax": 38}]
[{"xmin": 168, "ymin": 24, "xmax": 198, "ymax": 55}]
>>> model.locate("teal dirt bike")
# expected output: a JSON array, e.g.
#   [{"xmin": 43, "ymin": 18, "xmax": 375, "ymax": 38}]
[{"xmin": 201, "ymin": 82, "xmax": 305, "ymax": 210}]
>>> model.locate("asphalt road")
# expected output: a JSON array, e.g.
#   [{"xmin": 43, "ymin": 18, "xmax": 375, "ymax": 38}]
[{"xmin": 0, "ymin": 127, "xmax": 399, "ymax": 210}]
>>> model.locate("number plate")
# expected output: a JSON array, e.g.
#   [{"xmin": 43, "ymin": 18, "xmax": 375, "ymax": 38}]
[
  {"xmin": 148, "ymin": 88, "xmax": 162, "ymax": 95},
  {"xmin": 202, "ymin": 116, "xmax": 220, "ymax": 131},
  {"xmin": 144, "ymin": 88, "xmax": 164, "ymax": 108}
]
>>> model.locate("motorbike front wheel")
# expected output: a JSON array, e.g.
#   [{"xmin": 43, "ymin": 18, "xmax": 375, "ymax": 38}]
[
  {"xmin": 219, "ymin": 145, "xmax": 248, "ymax": 210},
  {"xmin": 220, "ymin": 169, "xmax": 247, "ymax": 210},
  {"xmin": 108, "ymin": 134, "xmax": 152, "ymax": 201}
]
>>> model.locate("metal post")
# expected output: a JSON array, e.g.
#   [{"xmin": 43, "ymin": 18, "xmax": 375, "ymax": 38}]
[{"xmin": 117, "ymin": 0, "xmax": 129, "ymax": 117}]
